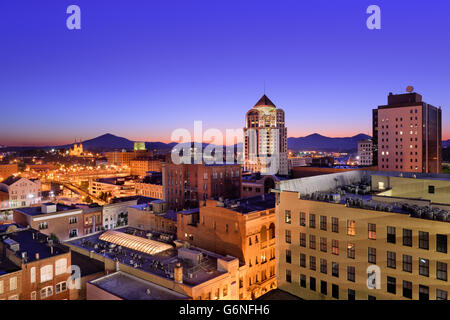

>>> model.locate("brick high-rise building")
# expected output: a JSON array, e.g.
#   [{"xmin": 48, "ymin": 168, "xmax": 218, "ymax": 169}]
[
  {"xmin": 244, "ymin": 95, "xmax": 288, "ymax": 176},
  {"xmin": 373, "ymin": 91, "xmax": 442, "ymax": 173}
]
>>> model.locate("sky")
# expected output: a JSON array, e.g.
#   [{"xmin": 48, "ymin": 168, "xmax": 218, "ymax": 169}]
[{"xmin": 0, "ymin": 0, "xmax": 449, "ymax": 146}]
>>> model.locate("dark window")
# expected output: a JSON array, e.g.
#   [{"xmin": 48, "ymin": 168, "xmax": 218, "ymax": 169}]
[
  {"xmin": 419, "ymin": 231, "xmax": 429, "ymax": 250},
  {"xmin": 403, "ymin": 281, "xmax": 412, "ymax": 299},
  {"xmin": 320, "ymin": 280, "xmax": 327, "ymax": 295},
  {"xmin": 310, "ymin": 256, "xmax": 316, "ymax": 271},
  {"xmin": 368, "ymin": 295, "xmax": 376, "ymax": 300},
  {"xmin": 419, "ymin": 285, "xmax": 429, "ymax": 300},
  {"xmin": 436, "ymin": 289, "xmax": 448, "ymax": 300},
  {"xmin": 368, "ymin": 247, "xmax": 376, "ymax": 264},
  {"xmin": 285, "ymin": 230, "xmax": 291, "ymax": 244},
  {"xmin": 387, "ymin": 251, "xmax": 396, "ymax": 269},
  {"xmin": 320, "ymin": 237, "xmax": 327, "ymax": 252},
  {"xmin": 320, "ymin": 216, "xmax": 327, "ymax": 231},
  {"xmin": 347, "ymin": 266, "xmax": 355, "ymax": 282},
  {"xmin": 387, "ymin": 226, "xmax": 396, "ymax": 243},
  {"xmin": 331, "ymin": 217, "xmax": 339, "ymax": 233},
  {"xmin": 428, "ymin": 185, "xmax": 435, "ymax": 194},
  {"xmin": 332, "ymin": 262, "xmax": 339, "ymax": 278},
  {"xmin": 387, "ymin": 276, "xmax": 396, "ymax": 294},
  {"xmin": 309, "ymin": 235, "xmax": 316, "ymax": 250},
  {"xmin": 310, "ymin": 277, "xmax": 316, "ymax": 291},
  {"xmin": 299, "ymin": 212, "xmax": 306, "ymax": 226},
  {"xmin": 320, "ymin": 259, "xmax": 327, "ymax": 274},
  {"xmin": 332, "ymin": 239, "xmax": 339, "ymax": 255},
  {"xmin": 437, "ymin": 261, "xmax": 447, "ymax": 281},
  {"xmin": 300, "ymin": 274, "xmax": 306, "ymax": 288},
  {"xmin": 437, "ymin": 234, "xmax": 447, "ymax": 253},
  {"xmin": 332, "ymin": 284, "xmax": 339, "ymax": 299},
  {"xmin": 402, "ymin": 229, "xmax": 412, "ymax": 247},
  {"xmin": 299, "ymin": 232, "xmax": 306, "ymax": 247},
  {"xmin": 299, "ymin": 253, "xmax": 306, "ymax": 268},
  {"xmin": 347, "ymin": 243, "xmax": 355, "ymax": 259},
  {"xmin": 368, "ymin": 223, "xmax": 376, "ymax": 240},
  {"xmin": 309, "ymin": 214, "xmax": 316, "ymax": 228},
  {"xmin": 348, "ymin": 289, "xmax": 355, "ymax": 300},
  {"xmin": 285, "ymin": 250, "xmax": 291, "ymax": 264},
  {"xmin": 402, "ymin": 255, "xmax": 412, "ymax": 273},
  {"xmin": 419, "ymin": 258, "xmax": 429, "ymax": 277},
  {"xmin": 285, "ymin": 269, "xmax": 291, "ymax": 283}
]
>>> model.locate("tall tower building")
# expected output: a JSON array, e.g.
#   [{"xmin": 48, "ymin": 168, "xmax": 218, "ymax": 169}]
[
  {"xmin": 244, "ymin": 95, "xmax": 288, "ymax": 175},
  {"xmin": 373, "ymin": 90, "xmax": 442, "ymax": 173}
]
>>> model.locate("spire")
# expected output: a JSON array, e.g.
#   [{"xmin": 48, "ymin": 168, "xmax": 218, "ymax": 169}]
[{"xmin": 254, "ymin": 94, "xmax": 276, "ymax": 108}]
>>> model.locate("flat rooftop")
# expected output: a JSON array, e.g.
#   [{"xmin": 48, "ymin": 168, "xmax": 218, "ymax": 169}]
[
  {"xmin": 89, "ymin": 271, "xmax": 190, "ymax": 300},
  {"xmin": 67, "ymin": 227, "xmax": 229, "ymax": 286},
  {"xmin": 1, "ymin": 227, "xmax": 70, "ymax": 263},
  {"xmin": 224, "ymin": 194, "xmax": 276, "ymax": 214},
  {"xmin": 71, "ymin": 250, "xmax": 105, "ymax": 277},
  {"xmin": 0, "ymin": 256, "xmax": 21, "ymax": 275},
  {"xmin": 16, "ymin": 203, "xmax": 80, "ymax": 216}
]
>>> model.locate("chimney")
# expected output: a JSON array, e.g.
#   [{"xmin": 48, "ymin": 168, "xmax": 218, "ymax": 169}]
[
  {"xmin": 115, "ymin": 258, "xmax": 120, "ymax": 272},
  {"xmin": 35, "ymin": 253, "xmax": 40, "ymax": 260},
  {"xmin": 50, "ymin": 246, "xmax": 54, "ymax": 255},
  {"xmin": 174, "ymin": 262, "xmax": 183, "ymax": 284}
]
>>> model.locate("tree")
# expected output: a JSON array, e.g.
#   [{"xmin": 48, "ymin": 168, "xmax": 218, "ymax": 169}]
[{"xmin": 84, "ymin": 196, "xmax": 93, "ymax": 204}]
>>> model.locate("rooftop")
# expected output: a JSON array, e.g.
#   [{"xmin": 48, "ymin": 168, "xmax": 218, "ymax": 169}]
[
  {"xmin": 71, "ymin": 250, "xmax": 105, "ymax": 277},
  {"xmin": 110, "ymin": 195, "xmax": 158, "ymax": 205},
  {"xmin": 67, "ymin": 227, "xmax": 231, "ymax": 287},
  {"xmin": 89, "ymin": 271, "xmax": 190, "ymax": 300},
  {"xmin": 15, "ymin": 203, "xmax": 80, "ymax": 216},
  {"xmin": 222, "ymin": 193, "xmax": 276, "ymax": 214},
  {"xmin": 0, "ymin": 176, "xmax": 21, "ymax": 186},
  {"xmin": 1, "ymin": 226, "xmax": 70, "ymax": 263},
  {"xmin": 254, "ymin": 94, "xmax": 276, "ymax": 108}
]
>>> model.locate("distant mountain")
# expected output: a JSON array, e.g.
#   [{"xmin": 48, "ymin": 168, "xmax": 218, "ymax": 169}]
[
  {"xmin": 67, "ymin": 133, "xmax": 134, "ymax": 150},
  {"xmin": 287, "ymin": 133, "xmax": 371, "ymax": 152},
  {"xmin": 443, "ymin": 140, "xmax": 450, "ymax": 148}
]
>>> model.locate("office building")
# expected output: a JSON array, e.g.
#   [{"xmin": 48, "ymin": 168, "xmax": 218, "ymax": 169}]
[{"xmin": 357, "ymin": 139, "xmax": 373, "ymax": 166}]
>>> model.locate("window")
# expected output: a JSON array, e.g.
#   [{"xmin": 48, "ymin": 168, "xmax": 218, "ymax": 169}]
[
  {"xmin": 419, "ymin": 285, "xmax": 429, "ymax": 300},
  {"xmin": 56, "ymin": 281, "xmax": 67, "ymax": 294},
  {"xmin": 69, "ymin": 216, "xmax": 78, "ymax": 224},
  {"xmin": 300, "ymin": 274, "xmax": 306, "ymax": 288},
  {"xmin": 299, "ymin": 253, "xmax": 306, "ymax": 268},
  {"xmin": 38, "ymin": 222, "xmax": 48, "ymax": 230},
  {"xmin": 368, "ymin": 295, "xmax": 376, "ymax": 300},
  {"xmin": 387, "ymin": 226, "xmax": 396, "ymax": 243},
  {"xmin": 320, "ymin": 216, "xmax": 327, "ymax": 231},
  {"xmin": 387, "ymin": 276, "xmax": 396, "ymax": 294},
  {"xmin": 40, "ymin": 265, "xmax": 53, "ymax": 283},
  {"xmin": 309, "ymin": 214, "xmax": 316, "ymax": 228},
  {"xmin": 285, "ymin": 250, "xmax": 291, "ymax": 264},
  {"xmin": 347, "ymin": 243, "xmax": 355, "ymax": 259},
  {"xmin": 419, "ymin": 258, "xmax": 429, "ymax": 277},
  {"xmin": 9, "ymin": 277, "xmax": 17, "ymax": 291},
  {"xmin": 310, "ymin": 256, "xmax": 316, "ymax": 271},
  {"xmin": 347, "ymin": 220, "xmax": 355, "ymax": 236},
  {"xmin": 299, "ymin": 212, "xmax": 306, "ymax": 226},
  {"xmin": 285, "ymin": 210, "xmax": 291, "ymax": 224},
  {"xmin": 309, "ymin": 235, "xmax": 316, "ymax": 250},
  {"xmin": 331, "ymin": 217, "xmax": 339, "ymax": 233},
  {"xmin": 40, "ymin": 286, "xmax": 53, "ymax": 299},
  {"xmin": 332, "ymin": 262, "xmax": 339, "ymax": 278},
  {"xmin": 348, "ymin": 289, "xmax": 355, "ymax": 300},
  {"xmin": 69, "ymin": 229, "xmax": 78, "ymax": 238},
  {"xmin": 437, "ymin": 262, "xmax": 447, "ymax": 281},
  {"xmin": 387, "ymin": 251, "xmax": 396, "ymax": 269},
  {"xmin": 436, "ymin": 289, "xmax": 448, "ymax": 300},
  {"xmin": 320, "ymin": 259, "xmax": 327, "ymax": 274},
  {"xmin": 419, "ymin": 231, "xmax": 429, "ymax": 250},
  {"xmin": 368, "ymin": 223, "xmax": 376, "ymax": 240},
  {"xmin": 55, "ymin": 258, "xmax": 67, "ymax": 276},
  {"xmin": 368, "ymin": 247, "xmax": 376, "ymax": 264},
  {"xmin": 437, "ymin": 234, "xmax": 447, "ymax": 253},
  {"xmin": 223, "ymin": 286, "xmax": 228, "ymax": 297},
  {"xmin": 428, "ymin": 185, "xmax": 435, "ymax": 194},
  {"xmin": 403, "ymin": 281, "xmax": 412, "ymax": 299},
  {"xmin": 332, "ymin": 284, "xmax": 339, "ymax": 299},
  {"xmin": 0, "ymin": 280, "xmax": 3, "ymax": 294},
  {"xmin": 31, "ymin": 291, "xmax": 36, "ymax": 300},
  {"xmin": 30, "ymin": 266, "xmax": 36, "ymax": 283},
  {"xmin": 402, "ymin": 255, "xmax": 412, "ymax": 273},
  {"xmin": 320, "ymin": 280, "xmax": 327, "ymax": 295},
  {"xmin": 285, "ymin": 230, "xmax": 291, "ymax": 244},
  {"xmin": 310, "ymin": 277, "xmax": 316, "ymax": 291},
  {"xmin": 320, "ymin": 237, "xmax": 327, "ymax": 252},
  {"xmin": 332, "ymin": 240, "xmax": 339, "ymax": 255},
  {"xmin": 285, "ymin": 270, "xmax": 291, "ymax": 283},
  {"xmin": 299, "ymin": 232, "xmax": 306, "ymax": 247},
  {"xmin": 403, "ymin": 229, "xmax": 412, "ymax": 247},
  {"xmin": 347, "ymin": 266, "xmax": 355, "ymax": 282}
]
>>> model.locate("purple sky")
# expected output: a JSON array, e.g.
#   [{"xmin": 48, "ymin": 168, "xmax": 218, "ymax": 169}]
[{"xmin": 0, "ymin": 0, "xmax": 449, "ymax": 146}]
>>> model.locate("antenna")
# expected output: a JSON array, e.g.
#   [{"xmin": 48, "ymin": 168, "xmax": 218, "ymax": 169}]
[{"xmin": 264, "ymin": 80, "xmax": 266, "ymax": 95}]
